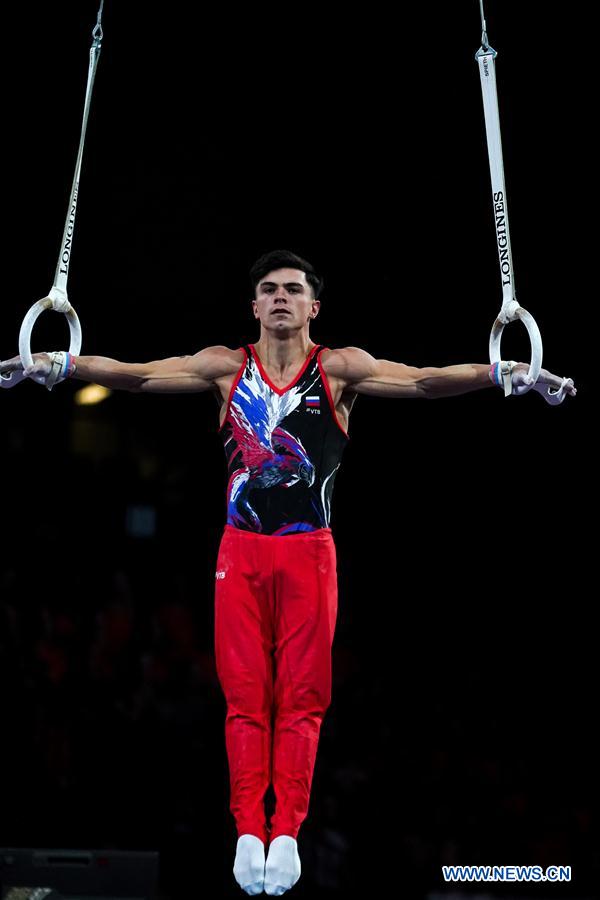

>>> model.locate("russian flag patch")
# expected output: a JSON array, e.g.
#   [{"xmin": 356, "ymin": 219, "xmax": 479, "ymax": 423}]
[{"xmin": 305, "ymin": 395, "xmax": 320, "ymax": 409}]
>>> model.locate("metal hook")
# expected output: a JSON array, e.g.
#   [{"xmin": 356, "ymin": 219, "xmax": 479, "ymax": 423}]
[
  {"xmin": 92, "ymin": 0, "xmax": 104, "ymax": 42},
  {"xmin": 479, "ymin": 0, "xmax": 489, "ymax": 51}
]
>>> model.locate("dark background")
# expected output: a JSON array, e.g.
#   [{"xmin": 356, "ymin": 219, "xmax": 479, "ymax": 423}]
[{"xmin": 1, "ymin": 2, "xmax": 594, "ymax": 898}]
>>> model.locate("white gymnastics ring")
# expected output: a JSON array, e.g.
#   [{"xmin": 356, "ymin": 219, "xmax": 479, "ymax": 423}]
[
  {"xmin": 19, "ymin": 291, "xmax": 82, "ymax": 384},
  {"xmin": 489, "ymin": 302, "xmax": 543, "ymax": 396}
]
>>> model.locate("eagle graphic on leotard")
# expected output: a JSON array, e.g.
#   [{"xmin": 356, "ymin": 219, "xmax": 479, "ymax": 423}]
[{"xmin": 223, "ymin": 361, "xmax": 321, "ymax": 532}]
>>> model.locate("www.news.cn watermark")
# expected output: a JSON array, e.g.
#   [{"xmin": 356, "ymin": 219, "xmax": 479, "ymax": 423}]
[{"xmin": 442, "ymin": 864, "xmax": 571, "ymax": 883}]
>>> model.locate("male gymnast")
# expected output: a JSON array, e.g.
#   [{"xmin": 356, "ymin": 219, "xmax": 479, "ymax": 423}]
[{"xmin": 0, "ymin": 249, "xmax": 577, "ymax": 895}]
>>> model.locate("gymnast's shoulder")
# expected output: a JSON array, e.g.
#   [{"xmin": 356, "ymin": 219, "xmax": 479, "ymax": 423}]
[
  {"xmin": 319, "ymin": 346, "xmax": 379, "ymax": 383},
  {"xmin": 187, "ymin": 345, "xmax": 246, "ymax": 379}
]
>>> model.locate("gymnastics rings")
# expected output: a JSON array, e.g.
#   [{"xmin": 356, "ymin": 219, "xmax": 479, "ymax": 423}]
[
  {"xmin": 476, "ymin": 2, "xmax": 569, "ymax": 405},
  {"xmin": 489, "ymin": 301, "xmax": 570, "ymax": 405},
  {"xmin": 1, "ymin": 2, "xmax": 102, "ymax": 391},
  {"xmin": 19, "ymin": 289, "xmax": 82, "ymax": 386},
  {"xmin": 489, "ymin": 300, "xmax": 542, "ymax": 397}
]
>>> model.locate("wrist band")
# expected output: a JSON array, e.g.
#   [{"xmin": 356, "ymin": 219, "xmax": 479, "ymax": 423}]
[
  {"xmin": 489, "ymin": 361, "xmax": 502, "ymax": 386},
  {"xmin": 62, "ymin": 352, "xmax": 76, "ymax": 379}
]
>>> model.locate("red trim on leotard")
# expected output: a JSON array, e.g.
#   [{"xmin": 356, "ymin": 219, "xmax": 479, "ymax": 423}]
[
  {"xmin": 249, "ymin": 343, "xmax": 320, "ymax": 396},
  {"xmin": 318, "ymin": 347, "xmax": 349, "ymax": 440},
  {"xmin": 218, "ymin": 349, "xmax": 248, "ymax": 433}
]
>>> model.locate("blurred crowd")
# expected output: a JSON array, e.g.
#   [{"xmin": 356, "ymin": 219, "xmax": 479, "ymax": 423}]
[
  {"xmin": 0, "ymin": 411, "xmax": 596, "ymax": 899},
  {"xmin": 2, "ymin": 556, "xmax": 595, "ymax": 898}
]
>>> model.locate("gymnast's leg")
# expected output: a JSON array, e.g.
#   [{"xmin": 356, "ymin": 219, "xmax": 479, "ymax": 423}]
[
  {"xmin": 214, "ymin": 527, "xmax": 275, "ymax": 893},
  {"xmin": 265, "ymin": 529, "xmax": 338, "ymax": 894}
]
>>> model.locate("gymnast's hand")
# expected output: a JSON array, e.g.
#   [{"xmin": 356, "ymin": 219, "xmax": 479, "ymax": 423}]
[
  {"xmin": 511, "ymin": 362, "xmax": 577, "ymax": 398},
  {"xmin": 0, "ymin": 352, "xmax": 52, "ymax": 385}
]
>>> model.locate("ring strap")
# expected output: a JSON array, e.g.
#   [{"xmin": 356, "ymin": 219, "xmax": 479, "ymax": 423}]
[
  {"xmin": 52, "ymin": 1, "xmax": 104, "ymax": 299},
  {"xmin": 476, "ymin": 8, "xmax": 547, "ymax": 396}
]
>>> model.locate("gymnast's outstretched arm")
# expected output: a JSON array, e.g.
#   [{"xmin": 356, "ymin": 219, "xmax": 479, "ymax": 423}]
[
  {"xmin": 322, "ymin": 347, "xmax": 577, "ymax": 399},
  {"xmin": 0, "ymin": 346, "xmax": 243, "ymax": 393}
]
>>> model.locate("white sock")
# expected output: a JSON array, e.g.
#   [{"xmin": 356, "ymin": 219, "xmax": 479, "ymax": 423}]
[
  {"xmin": 264, "ymin": 835, "xmax": 301, "ymax": 896},
  {"xmin": 233, "ymin": 834, "xmax": 266, "ymax": 895}
]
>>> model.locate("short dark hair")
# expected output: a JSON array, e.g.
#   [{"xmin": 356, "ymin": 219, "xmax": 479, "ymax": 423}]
[{"xmin": 249, "ymin": 250, "xmax": 323, "ymax": 299}]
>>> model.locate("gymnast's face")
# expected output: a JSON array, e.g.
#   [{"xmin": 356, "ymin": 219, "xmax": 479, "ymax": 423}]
[{"xmin": 252, "ymin": 268, "xmax": 320, "ymax": 332}]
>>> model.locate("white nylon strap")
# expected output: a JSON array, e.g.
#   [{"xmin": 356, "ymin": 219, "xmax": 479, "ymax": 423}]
[
  {"xmin": 18, "ymin": 2, "xmax": 103, "ymax": 373},
  {"xmin": 53, "ymin": 7, "xmax": 103, "ymax": 297},
  {"xmin": 476, "ymin": 46, "xmax": 516, "ymax": 315},
  {"xmin": 475, "ymin": 4, "xmax": 548, "ymax": 399}
]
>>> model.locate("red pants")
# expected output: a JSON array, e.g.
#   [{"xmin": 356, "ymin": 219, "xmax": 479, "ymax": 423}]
[{"xmin": 214, "ymin": 525, "xmax": 338, "ymax": 844}]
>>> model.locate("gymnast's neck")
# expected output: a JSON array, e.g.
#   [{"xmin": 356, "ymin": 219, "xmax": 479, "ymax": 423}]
[{"xmin": 252, "ymin": 327, "xmax": 319, "ymax": 375}]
